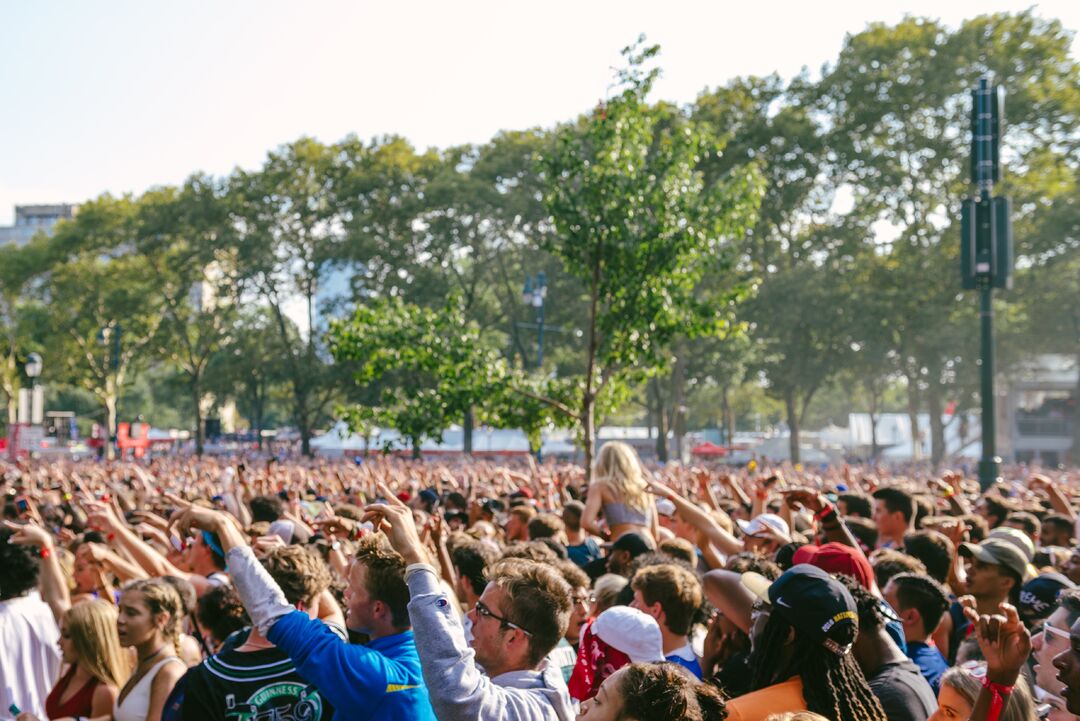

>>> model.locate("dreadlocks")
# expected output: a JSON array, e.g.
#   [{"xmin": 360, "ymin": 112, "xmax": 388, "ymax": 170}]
[{"xmin": 748, "ymin": 613, "xmax": 886, "ymax": 721}]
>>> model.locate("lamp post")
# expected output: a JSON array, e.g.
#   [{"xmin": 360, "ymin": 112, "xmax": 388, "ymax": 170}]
[
  {"xmin": 960, "ymin": 77, "xmax": 1012, "ymax": 491},
  {"xmin": 98, "ymin": 322, "xmax": 122, "ymax": 459},
  {"xmin": 25, "ymin": 352, "xmax": 42, "ymax": 426},
  {"xmin": 522, "ymin": 272, "xmax": 547, "ymax": 368}
]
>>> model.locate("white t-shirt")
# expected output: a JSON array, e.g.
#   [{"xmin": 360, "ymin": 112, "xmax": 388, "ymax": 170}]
[{"xmin": 0, "ymin": 592, "xmax": 61, "ymax": 720}]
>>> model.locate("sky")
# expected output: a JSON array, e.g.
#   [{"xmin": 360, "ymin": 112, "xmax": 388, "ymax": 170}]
[{"xmin": 2, "ymin": 1, "xmax": 1078, "ymax": 226}]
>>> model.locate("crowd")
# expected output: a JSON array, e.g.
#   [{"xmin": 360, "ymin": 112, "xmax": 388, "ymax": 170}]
[{"xmin": 0, "ymin": 442, "xmax": 1077, "ymax": 721}]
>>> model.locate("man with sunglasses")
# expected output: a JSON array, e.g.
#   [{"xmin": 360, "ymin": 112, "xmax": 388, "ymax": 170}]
[
  {"xmin": 364, "ymin": 483, "xmax": 576, "ymax": 721},
  {"xmin": 1033, "ymin": 588, "xmax": 1080, "ymax": 700}
]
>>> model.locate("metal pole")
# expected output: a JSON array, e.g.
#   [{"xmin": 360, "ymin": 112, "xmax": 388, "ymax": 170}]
[
  {"xmin": 978, "ymin": 285, "xmax": 1001, "ymax": 489},
  {"xmin": 536, "ymin": 299, "xmax": 545, "ymax": 368}
]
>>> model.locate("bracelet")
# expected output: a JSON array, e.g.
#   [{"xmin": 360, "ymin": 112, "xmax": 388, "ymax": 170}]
[
  {"xmin": 39, "ymin": 545, "xmax": 52, "ymax": 559},
  {"xmin": 982, "ymin": 675, "xmax": 1014, "ymax": 721}
]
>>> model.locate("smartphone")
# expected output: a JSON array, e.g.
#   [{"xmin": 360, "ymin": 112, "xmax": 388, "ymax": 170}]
[
  {"xmin": 301, "ymin": 500, "xmax": 326, "ymax": 518},
  {"xmin": 15, "ymin": 496, "xmax": 30, "ymax": 515}
]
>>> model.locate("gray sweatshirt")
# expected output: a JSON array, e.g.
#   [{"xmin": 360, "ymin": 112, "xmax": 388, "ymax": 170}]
[{"xmin": 405, "ymin": 564, "xmax": 575, "ymax": 721}]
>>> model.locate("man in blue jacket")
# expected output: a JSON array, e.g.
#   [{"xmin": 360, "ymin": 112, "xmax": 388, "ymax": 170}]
[{"xmin": 175, "ymin": 507, "xmax": 435, "ymax": 721}]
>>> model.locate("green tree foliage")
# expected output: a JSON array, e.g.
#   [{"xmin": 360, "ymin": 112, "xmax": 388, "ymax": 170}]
[
  {"xmin": 38, "ymin": 197, "xmax": 166, "ymax": 458},
  {"xmin": 136, "ymin": 176, "xmax": 238, "ymax": 455},
  {"xmin": 229, "ymin": 138, "xmax": 346, "ymax": 455},
  {"xmin": 540, "ymin": 38, "xmax": 764, "ymax": 475},
  {"xmin": 328, "ymin": 296, "xmax": 509, "ymax": 456}
]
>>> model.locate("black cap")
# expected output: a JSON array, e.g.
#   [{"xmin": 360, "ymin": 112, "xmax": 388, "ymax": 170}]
[
  {"xmin": 743, "ymin": 563, "xmax": 858, "ymax": 655},
  {"xmin": 605, "ymin": 531, "xmax": 653, "ymax": 558},
  {"xmin": 1019, "ymin": 572, "xmax": 1077, "ymax": 624},
  {"xmin": 480, "ymin": 499, "xmax": 505, "ymax": 514}
]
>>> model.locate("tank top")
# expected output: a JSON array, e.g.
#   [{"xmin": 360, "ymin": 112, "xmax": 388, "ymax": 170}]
[
  {"xmin": 603, "ymin": 500, "xmax": 650, "ymax": 528},
  {"xmin": 45, "ymin": 666, "xmax": 100, "ymax": 720},
  {"xmin": 114, "ymin": 656, "xmax": 185, "ymax": 721}
]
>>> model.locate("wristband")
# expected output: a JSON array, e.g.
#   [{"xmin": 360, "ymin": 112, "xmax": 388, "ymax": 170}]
[
  {"xmin": 814, "ymin": 504, "xmax": 837, "ymax": 522},
  {"xmin": 942, "ymin": 486, "xmax": 956, "ymax": 498},
  {"xmin": 39, "ymin": 545, "xmax": 52, "ymax": 559},
  {"xmin": 981, "ymin": 675, "xmax": 1014, "ymax": 721}
]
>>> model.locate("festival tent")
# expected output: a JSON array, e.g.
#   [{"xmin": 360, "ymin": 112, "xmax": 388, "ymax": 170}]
[{"xmin": 690, "ymin": 442, "xmax": 728, "ymax": 457}]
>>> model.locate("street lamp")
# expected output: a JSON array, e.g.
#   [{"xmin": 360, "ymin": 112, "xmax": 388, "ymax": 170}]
[
  {"xmin": 98, "ymin": 322, "xmax": 122, "ymax": 458},
  {"xmin": 522, "ymin": 271, "xmax": 547, "ymax": 368},
  {"xmin": 25, "ymin": 352, "xmax": 42, "ymax": 379},
  {"xmin": 25, "ymin": 352, "xmax": 43, "ymax": 426}
]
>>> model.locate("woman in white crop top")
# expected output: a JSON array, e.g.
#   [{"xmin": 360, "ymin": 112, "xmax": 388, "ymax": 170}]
[{"xmin": 112, "ymin": 580, "xmax": 187, "ymax": 721}]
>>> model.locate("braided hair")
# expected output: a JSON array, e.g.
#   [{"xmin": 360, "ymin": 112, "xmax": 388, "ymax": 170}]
[{"xmin": 748, "ymin": 613, "xmax": 886, "ymax": 721}]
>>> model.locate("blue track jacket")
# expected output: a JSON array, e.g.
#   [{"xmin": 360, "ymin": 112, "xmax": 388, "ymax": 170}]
[{"xmin": 226, "ymin": 546, "xmax": 436, "ymax": 721}]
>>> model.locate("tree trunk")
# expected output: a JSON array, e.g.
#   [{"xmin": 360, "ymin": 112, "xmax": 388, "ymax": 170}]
[
  {"xmin": 722, "ymin": 384, "xmax": 734, "ymax": 449},
  {"xmin": 192, "ymin": 380, "xmax": 205, "ymax": 457},
  {"xmin": 412, "ymin": 438, "xmax": 421, "ymax": 460},
  {"xmin": 866, "ymin": 380, "xmax": 880, "ymax": 462},
  {"xmin": 583, "ymin": 399, "xmax": 595, "ymax": 484},
  {"xmin": 652, "ymin": 378, "xmax": 668, "ymax": 462},
  {"xmin": 463, "ymin": 407, "xmax": 474, "ymax": 455},
  {"xmin": 252, "ymin": 383, "xmax": 266, "ymax": 451},
  {"xmin": 1073, "ymin": 350, "xmax": 1080, "ymax": 466},
  {"xmin": 928, "ymin": 383, "xmax": 946, "ymax": 467},
  {"xmin": 906, "ymin": 374, "xmax": 922, "ymax": 461},
  {"xmin": 785, "ymin": 390, "xmax": 800, "ymax": 464},
  {"xmin": 670, "ymin": 357, "xmax": 687, "ymax": 462},
  {"xmin": 295, "ymin": 386, "xmax": 313, "ymax": 457}
]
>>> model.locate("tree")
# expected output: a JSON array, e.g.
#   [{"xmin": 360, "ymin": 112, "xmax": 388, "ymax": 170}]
[
  {"xmin": 328, "ymin": 296, "xmax": 509, "ymax": 457},
  {"xmin": 336, "ymin": 131, "xmax": 572, "ymax": 452},
  {"xmin": 136, "ymin": 176, "xmax": 238, "ymax": 455},
  {"xmin": 694, "ymin": 74, "xmax": 852, "ymax": 462},
  {"xmin": 206, "ymin": 307, "xmax": 292, "ymax": 447},
  {"xmin": 537, "ymin": 38, "xmax": 763, "ymax": 478},
  {"xmin": 0, "ymin": 237, "xmax": 53, "ymax": 430},
  {"xmin": 40, "ymin": 203, "xmax": 166, "ymax": 458},
  {"xmin": 817, "ymin": 11, "xmax": 1080, "ymax": 464},
  {"xmin": 229, "ymin": 138, "xmax": 345, "ymax": 455}
]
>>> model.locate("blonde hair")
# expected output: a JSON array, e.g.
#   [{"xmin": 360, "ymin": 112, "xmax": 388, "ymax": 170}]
[
  {"xmin": 941, "ymin": 665, "xmax": 1036, "ymax": 721},
  {"xmin": 594, "ymin": 441, "xmax": 649, "ymax": 513},
  {"xmin": 65, "ymin": 600, "xmax": 129, "ymax": 688},
  {"xmin": 122, "ymin": 578, "xmax": 184, "ymax": 656}
]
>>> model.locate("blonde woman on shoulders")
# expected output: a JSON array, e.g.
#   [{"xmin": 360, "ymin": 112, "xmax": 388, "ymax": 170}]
[{"xmin": 582, "ymin": 442, "xmax": 659, "ymax": 542}]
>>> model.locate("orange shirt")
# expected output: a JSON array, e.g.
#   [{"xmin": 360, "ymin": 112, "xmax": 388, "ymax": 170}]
[{"xmin": 725, "ymin": 677, "xmax": 807, "ymax": 721}]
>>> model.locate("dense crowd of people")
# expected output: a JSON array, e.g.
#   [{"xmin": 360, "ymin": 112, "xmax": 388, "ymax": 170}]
[{"xmin": 1, "ymin": 444, "xmax": 1077, "ymax": 721}]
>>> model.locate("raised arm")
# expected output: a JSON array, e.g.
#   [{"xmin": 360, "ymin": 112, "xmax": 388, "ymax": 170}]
[
  {"xmin": 3, "ymin": 520, "xmax": 70, "ymax": 622},
  {"xmin": 582, "ymin": 481, "xmax": 608, "ymax": 540},
  {"xmin": 962, "ymin": 599, "xmax": 1030, "ymax": 721},
  {"xmin": 647, "ymin": 480, "xmax": 744, "ymax": 556}
]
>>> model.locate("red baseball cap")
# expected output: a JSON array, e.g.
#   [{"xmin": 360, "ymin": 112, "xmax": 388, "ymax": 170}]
[{"xmin": 801, "ymin": 542, "xmax": 875, "ymax": 590}]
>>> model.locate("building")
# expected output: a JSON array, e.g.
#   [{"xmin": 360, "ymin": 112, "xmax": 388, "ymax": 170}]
[
  {"xmin": 1002, "ymin": 354, "xmax": 1077, "ymax": 466},
  {"xmin": 0, "ymin": 204, "xmax": 77, "ymax": 247}
]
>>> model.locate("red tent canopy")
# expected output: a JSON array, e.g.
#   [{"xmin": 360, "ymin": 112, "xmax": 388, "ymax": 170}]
[{"xmin": 691, "ymin": 442, "xmax": 728, "ymax": 457}]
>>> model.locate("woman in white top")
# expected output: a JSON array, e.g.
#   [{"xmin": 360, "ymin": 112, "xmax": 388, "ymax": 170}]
[{"xmin": 112, "ymin": 579, "xmax": 186, "ymax": 721}]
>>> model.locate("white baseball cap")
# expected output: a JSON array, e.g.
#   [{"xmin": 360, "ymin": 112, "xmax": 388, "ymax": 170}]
[
  {"xmin": 736, "ymin": 513, "xmax": 791, "ymax": 541},
  {"xmin": 592, "ymin": 606, "xmax": 665, "ymax": 663},
  {"xmin": 655, "ymin": 499, "xmax": 677, "ymax": 518}
]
